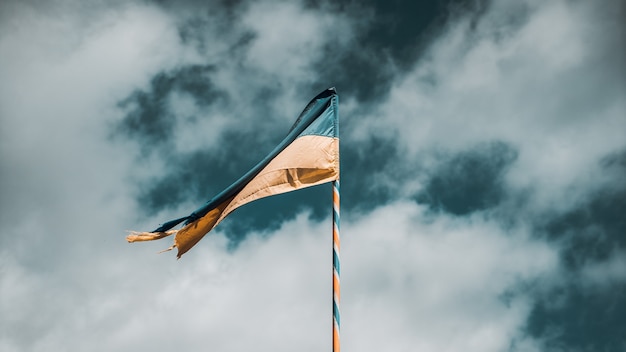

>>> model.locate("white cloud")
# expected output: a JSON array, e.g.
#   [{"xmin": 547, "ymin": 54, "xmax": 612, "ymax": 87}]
[
  {"xmin": 0, "ymin": 0, "xmax": 197, "ymax": 256},
  {"xmin": 0, "ymin": 3, "xmax": 198, "ymax": 348},
  {"xmin": 1, "ymin": 202, "xmax": 558, "ymax": 351},
  {"xmin": 350, "ymin": 0, "xmax": 626, "ymax": 212},
  {"xmin": 342, "ymin": 202, "xmax": 557, "ymax": 352},
  {"xmin": 242, "ymin": 1, "xmax": 324, "ymax": 79}
]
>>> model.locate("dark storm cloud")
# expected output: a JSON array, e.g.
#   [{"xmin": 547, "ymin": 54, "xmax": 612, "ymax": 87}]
[
  {"xmin": 526, "ymin": 283, "xmax": 626, "ymax": 351},
  {"xmin": 304, "ymin": 0, "xmax": 485, "ymax": 103},
  {"xmin": 544, "ymin": 187, "xmax": 626, "ymax": 270},
  {"xmin": 115, "ymin": 64, "xmax": 224, "ymax": 150},
  {"xmin": 218, "ymin": 185, "xmax": 330, "ymax": 246},
  {"xmin": 538, "ymin": 149, "xmax": 626, "ymax": 270},
  {"xmin": 341, "ymin": 134, "xmax": 402, "ymax": 211},
  {"xmin": 522, "ymin": 149, "xmax": 626, "ymax": 350},
  {"xmin": 416, "ymin": 141, "xmax": 518, "ymax": 215}
]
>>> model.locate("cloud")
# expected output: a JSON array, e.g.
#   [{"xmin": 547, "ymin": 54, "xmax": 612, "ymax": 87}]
[
  {"xmin": 1, "ymin": 0, "xmax": 625, "ymax": 351},
  {"xmin": 416, "ymin": 141, "xmax": 518, "ymax": 215},
  {"xmin": 342, "ymin": 201, "xmax": 557, "ymax": 352},
  {"xmin": 580, "ymin": 250, "xmax": 626, "ymax": 289},
  {"xmin": 2, "ymin": 204, "xmax": 559, "ymax": 351},
  {"xmin": 115, "ymin": 64, "xmax": 224, "ymax": 146},
  {"xmin": 305, "ymin": 0, "xmax": 480, "ymax": 103},
  {"xmin": 0, "ymin": 0, "xmax": 184, "ymax": 249},
  {"xmin": 0, "ymin": 2, "xmax": 194, "ymax": 348}
]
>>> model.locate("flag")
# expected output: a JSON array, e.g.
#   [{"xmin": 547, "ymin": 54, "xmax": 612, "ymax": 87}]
[{"xmin": 127, "ymin": 88, "xmax": 339, "ymax": 258}]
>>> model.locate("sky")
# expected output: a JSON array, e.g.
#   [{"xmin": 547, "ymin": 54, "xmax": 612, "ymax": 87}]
[{"xmin": 1, "ymin": 0, "xmax": 625, "ymax": 351}]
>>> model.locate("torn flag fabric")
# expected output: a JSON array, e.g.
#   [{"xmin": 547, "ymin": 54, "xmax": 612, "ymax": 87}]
[{"xmin": 127, "ymin": 88, "xmax": 339, "ymax": 258}]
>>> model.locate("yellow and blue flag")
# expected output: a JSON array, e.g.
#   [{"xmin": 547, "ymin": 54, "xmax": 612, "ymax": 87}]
[{"xmin": 127, "ymin": 88, "xmax": 339, "ymax": 258}]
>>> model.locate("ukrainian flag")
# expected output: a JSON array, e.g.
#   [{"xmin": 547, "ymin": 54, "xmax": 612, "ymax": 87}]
[{"xmin": 128, "ymin": 88, "xmax": 339, "ymax": 258}]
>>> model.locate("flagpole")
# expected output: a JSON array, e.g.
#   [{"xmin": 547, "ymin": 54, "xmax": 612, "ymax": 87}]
[{"xmin": 332, "ymin": 179, "xmax": 341, "ymax": 352}]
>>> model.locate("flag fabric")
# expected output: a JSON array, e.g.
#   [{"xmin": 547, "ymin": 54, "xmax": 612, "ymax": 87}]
[{"xmin": 127, "ymin": 88, "xmax": 339, "ymax": 258}]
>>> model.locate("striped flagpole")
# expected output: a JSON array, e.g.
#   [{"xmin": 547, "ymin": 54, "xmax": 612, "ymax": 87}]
[{"xmin": 332, "ymin": 179, "xmax": 341, "ymax": 352}]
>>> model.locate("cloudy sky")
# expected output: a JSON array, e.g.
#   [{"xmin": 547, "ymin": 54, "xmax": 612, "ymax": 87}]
[{"xmin": 1, "ymin": 0, "xmax": 625, "ymax": 351}]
